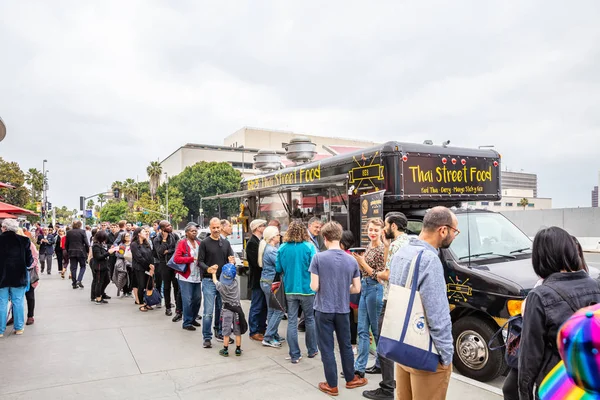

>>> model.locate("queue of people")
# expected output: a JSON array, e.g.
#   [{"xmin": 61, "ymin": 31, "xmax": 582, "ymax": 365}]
[{"xmin": 3, "ymin": 205, "xmax": 599, "ymax": 400}]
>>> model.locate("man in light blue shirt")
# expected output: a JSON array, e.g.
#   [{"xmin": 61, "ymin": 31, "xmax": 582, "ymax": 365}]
[{"xmin": 388, "ymin": 206, "xmax": 458, "ymax": 400}]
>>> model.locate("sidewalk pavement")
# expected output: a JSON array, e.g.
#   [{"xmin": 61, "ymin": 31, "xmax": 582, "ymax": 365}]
[{"xmin": 0, "ymin": 271, "xmax": 502, "ymax": 400}]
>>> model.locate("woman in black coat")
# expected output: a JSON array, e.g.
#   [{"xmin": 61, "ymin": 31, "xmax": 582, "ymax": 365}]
[
  {"xmin": 0, "ymin": 219, "xmax": 33, "ymax": 336},
  {"xmin": 518, "ymin": 227, "xmax": 600, "ymax": 400},
  {"xmin": 130, "ymin": 227, "xmax": 155, "ymax": 312},
  {"xmin": 91, "ymin": 230, "xmax": 117, "ymax": 305}
]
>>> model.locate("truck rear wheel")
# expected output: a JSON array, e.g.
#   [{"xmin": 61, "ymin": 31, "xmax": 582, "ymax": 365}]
[{"xmin": 452, "ymin": 316, "xmax": 506, "ymax": 382}]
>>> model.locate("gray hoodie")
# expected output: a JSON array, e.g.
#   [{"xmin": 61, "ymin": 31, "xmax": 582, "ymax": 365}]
[{"xmin": 388, "ymin": 237, "xmax": 454, "ymax": 366}]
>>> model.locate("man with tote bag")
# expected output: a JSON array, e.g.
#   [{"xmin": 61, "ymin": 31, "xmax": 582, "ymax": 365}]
[{"xmin": 384, "ymin": 207, "xmax": 459, "ymax": 400}]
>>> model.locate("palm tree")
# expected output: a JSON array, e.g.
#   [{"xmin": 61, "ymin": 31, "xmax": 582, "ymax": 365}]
[
  {"xmin": 25, "ymin": 168, "xmax": 44, "ymax": 201},
  {"xmin": 518, "ymin": 198, "xmax": 529, "ymax": 210},
  {"xmin": 97, "ymin": 193, "xmax": 106, "ymax": 208},
  {"xmin": 147, "ymin": 161, "xmax": 163, "ymax": 200},
  {"xmin": 111, "ymin": 181, "xmax": 123, "ymax": 200},
  {"xmin": 122, "ymin": 178, "xmax": 138, "ymax": 208},
  {"xmin": 86, "ymin": 199, "xmax": 95, "ymax": 210}
]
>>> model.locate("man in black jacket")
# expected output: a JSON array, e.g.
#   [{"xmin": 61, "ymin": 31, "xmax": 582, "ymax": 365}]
[
  {"xmin": 153, "ymin": 220, "xmax": 181, "ymax": 317},
  {"xmin": 65, "ymin": 220, "xmax": 90, "ymax": 289},
  {"xmin": 37, "ymin": 227, "xmax": 56, "ymax": 274},
  {"xmin": 247, "ymin": 219, "xmax": 267, "ymax": 342}
]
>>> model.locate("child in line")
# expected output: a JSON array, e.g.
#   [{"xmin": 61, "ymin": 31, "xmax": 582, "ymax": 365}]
[{"xmin": 209, "ymin": 263, "xmax": 245, "ymax": 357}]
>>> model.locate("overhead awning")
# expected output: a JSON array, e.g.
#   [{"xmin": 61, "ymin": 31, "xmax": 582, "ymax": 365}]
[
  {"xmin": 0, "ymin": 202, "xmax": 38, "ymax": 216},
  {"xmin": 0, "ymin": 212, "xmax": 17, "ymax": 219},
  {"xmin": 0, "ymin": 182, "xmax": 15, "ymax": 189},
  {"xmin": 203, "ymin": 174, "xmax": 349, "ymax": 201}
]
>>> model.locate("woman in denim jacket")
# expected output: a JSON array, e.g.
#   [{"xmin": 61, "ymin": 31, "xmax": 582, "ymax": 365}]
[
  {"xmin": 258, "ymin": 226, "xmax": 285, "ymax": 348},
  {"xmin": 518, "ymin": 227, "xmax": 600, "ymax": 400}
]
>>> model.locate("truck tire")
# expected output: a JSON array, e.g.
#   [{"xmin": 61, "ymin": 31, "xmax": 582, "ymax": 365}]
[{"xmin": 452, "ymin": 316, "xmax": 506, "ymax": 382}]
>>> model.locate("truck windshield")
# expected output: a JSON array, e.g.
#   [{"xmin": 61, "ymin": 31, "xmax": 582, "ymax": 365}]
[{"xmin": 450, "ymin": 212, "xmax": 532, "ymax": 261}]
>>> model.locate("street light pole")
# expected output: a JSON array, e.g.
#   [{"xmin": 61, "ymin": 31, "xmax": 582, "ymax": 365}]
[
  {"xmin": 164, "ymin": 172, "xmax": 169, "ymax": 223},
  {"xmin": 42, "ymin": 159, "xmax": 47, "ymax": 224}
]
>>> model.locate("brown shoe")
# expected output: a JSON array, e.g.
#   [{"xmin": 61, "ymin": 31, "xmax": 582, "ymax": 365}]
[
  {"xmin": 250, "ymin": 333, "xmax": 264, "ymax": 341},
  {"xmin": 318, "ymin": 382, "xmax": 339, "ymax": 396},
  {"xmin": 26, "ymin": 318, "xmax": 34, "ymax": 326},
  {"xmin": 346, "ymin": 375, "xmax": 368, "ymax": 389}
]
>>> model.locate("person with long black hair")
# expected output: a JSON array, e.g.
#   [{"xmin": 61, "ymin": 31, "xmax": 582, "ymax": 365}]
[
  {"xmin": 91, "ymin": 230, "xmax": 117, "ymax": 305},
  {"xmin": 518, "ymin": 227, "xmax": 600, "ymax": 400},
  {"xmin": 130, "ymin": 227, "xmax": 155, "ymax": 312}
]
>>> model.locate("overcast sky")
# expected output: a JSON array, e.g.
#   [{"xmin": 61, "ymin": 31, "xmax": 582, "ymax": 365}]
[{"xmin": 1, "ymin": 1, "xmax": 598, "ymax": 211}]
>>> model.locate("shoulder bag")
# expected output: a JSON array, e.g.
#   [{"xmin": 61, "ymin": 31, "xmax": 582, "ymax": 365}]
[{"xmin": 377, "ymin": 251, "xmax": 440, "ymax": 372}]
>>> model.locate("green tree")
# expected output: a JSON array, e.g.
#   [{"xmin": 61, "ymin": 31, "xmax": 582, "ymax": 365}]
[
  {"xmin": 122, "ymin": 178, "xmax": 137, "ymax": 207},
  {"xmin": 518, "ymin": 198, "xmax": 529, "ymax": 210},
  {"xmin": 0, "ymin": 157, "xmax": 30, "ymax": 207},
  {"xmin": 132, "ymin": 193, "xmax": 163, "ymax": 225},
  {"xmin": 99, "ymin": 200, "xmax": 129, "ymax": 222},
  {"xmin": 25, "ymin": 168, "xmax": 44, "ymax": 201},
  {"xmin": 86, "ymin": 199, "xmax": 95, "ymax": 210},
  {"xmin": 155, "ymin": 186, "xmax": 188, "ymax": 226},
  {"xmin": 97, "ymin": 193, "xmax": 106, "ymax": 208},
  {"xmin": 147, "ymin": 161, "xmax": 162, "ymax": 200},
  {"xmin": 169, "ymin": 161, "xmax": 241, "ymax": 221},
  {"xmin": 55, "ymin": 206, "xmax": 76, "ymax": 224},
  {"xmin": 111, "ymin": 181, "xmax": 123, "ymax": 201}
]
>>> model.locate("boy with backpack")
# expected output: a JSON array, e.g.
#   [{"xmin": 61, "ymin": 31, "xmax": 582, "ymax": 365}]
[{"xmin": 209, "ymin": 263, "xmax": 247, "ymax": 357}]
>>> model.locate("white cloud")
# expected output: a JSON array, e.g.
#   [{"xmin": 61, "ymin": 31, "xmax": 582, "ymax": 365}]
[{"xmin": 0, "ymin": 0, "xmax": 599, "ymax": 209}]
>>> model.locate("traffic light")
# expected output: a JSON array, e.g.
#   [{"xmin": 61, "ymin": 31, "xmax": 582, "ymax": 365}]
[
  {"xmin": 80, "ymin": 196, "xmax": 85, "ymax": 211},
  {"xmin": 113, "ymin": 188, "xmax": 120, "ymax": 199},
  {"xmin": 47, "ymin": 202, "xmax": 52, "ymax": 211}
]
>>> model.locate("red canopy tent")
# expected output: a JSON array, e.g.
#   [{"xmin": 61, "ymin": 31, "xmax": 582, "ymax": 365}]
[
  {"xmin": 0, "ymin": 212, "xmax": 18, "ymax": 219},
  {"xmin": 0, "ymin": 201, "xmax": 38, "ymax": 216}
]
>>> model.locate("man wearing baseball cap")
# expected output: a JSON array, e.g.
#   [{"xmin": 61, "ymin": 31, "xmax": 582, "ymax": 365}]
[
  {"xmin": 246, "ymin": 219, "xmax": 268, "ymax": 341},
  {"xmin": 538, "ymin": 303, "xmax": 600, "ymax": 399}
]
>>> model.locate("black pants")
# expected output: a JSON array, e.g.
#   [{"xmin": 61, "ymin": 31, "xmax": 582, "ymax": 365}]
[
  {"xmin": 503, "ymin": 368, "xmax": 519, "ymax": 400},
  {"xmin": 26, "ymin": 286, "xmax": 35, "ymax": 318},
  {"xmin": 108, "ymin": 255, "xmax": 117, "ymax": 281},
  {"xmin": 123, "ymin": 267, "xmax": 134, "ymax": 295},
  {"xmin": 70, "ymin": 257, "xmax": 86, "ymax": 285},
  {"xmin": 377, "ymin": 301, "xmax": 395, "ymax": 395},
  {"xmin": 349, "ymin": 308, "xmax": 358, "ymax": 345},
  {"xmin": 92, "ymin": 268, "xmax": 110, "ymax": 299},
  {"xmin": 154, "ymin": 265, "xmax": 163, "ymax": 302},
  {"xmin": 55, "ymin": 250, "xmax": 63, "ymax": 272},
  {"xmin": 160, "ymin": 264, "xmax": 181, "ymax": 311},
  {"xmin": 136, "ymin": 269, "xmax": 150, "ymax": 305}
]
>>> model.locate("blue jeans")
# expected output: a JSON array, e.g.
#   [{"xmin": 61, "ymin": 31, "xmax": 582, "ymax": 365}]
[
  {"xmin": 0, "ymin": 286, "xmax": 27, "ymax": 334},
  {"xmin": 202, "ymin": 278, "xmax": 222, "ymax": 340},
  {"xmin": 315, "ymin": 310, "xmax": 355, "ymax": 388},
  {"xmin": 260, "ymin": 281, "xmax": 284, "ymax": 341},
  {"xmin": 178, "ymin": 280, "xmax": 202, "ymax": 328},
  {"xmin": 355, "ymin": 278, "xmax": 383, "ymax": 372},
  {"xmin": 286, "ymin": 294, "xmax": 318, "ymax": 361},
  {"xmin": 249, "ymin": 286, "xmax": 268, "ymax": 336}
]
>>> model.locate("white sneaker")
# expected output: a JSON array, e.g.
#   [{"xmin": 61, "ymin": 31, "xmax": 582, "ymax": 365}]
[{"xmin": 262, "ymin": 339, "xmax": 282, "ymax": 348}]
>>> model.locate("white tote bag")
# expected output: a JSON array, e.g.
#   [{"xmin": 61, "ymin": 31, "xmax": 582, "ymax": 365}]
[{"xmin": 377, "ymin": 250, "xmax": 440, "ymax": 372}]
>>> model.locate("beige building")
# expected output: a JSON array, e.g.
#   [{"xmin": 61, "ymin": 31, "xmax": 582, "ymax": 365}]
[
  {"xmin": 466, "ymin": 189, "xmax": 553, "ymax": 211},
  {"xmin": 224, "ymin": 127, "xmax": 378, "ymax": 152},
  {"xmin": 160, "ymin": 127, "xmax": 378, "ymax": 180}
]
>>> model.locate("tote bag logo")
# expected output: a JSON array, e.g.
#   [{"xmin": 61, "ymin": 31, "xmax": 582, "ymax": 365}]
[{"xmin": 412, "ymin": 313, "xmax": 426, "ymax": 335}]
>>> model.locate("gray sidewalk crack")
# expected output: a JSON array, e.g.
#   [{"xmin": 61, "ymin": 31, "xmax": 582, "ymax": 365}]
[{"xmin": 120, "ymin": 327, "xmax": 143, "ymax": 375}]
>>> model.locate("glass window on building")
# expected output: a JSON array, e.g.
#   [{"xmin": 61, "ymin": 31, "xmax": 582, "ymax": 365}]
[
  {"xmin": 505, "ymin": 202, "xmax": 513, "ymax": 207},
  {"xmin": 528, "ymin": 203, "xmax": 535, "ymax": 208},
  {"xmin": 481, "ymin": 201, "xmax": 489, "ymax": 206},
  {"xmin": 494, "ymin": 202, "xmax": 502, "ymax": 206},
  {"xmin": 468, "ymin": 201, "xmax": 476, "ymax": 205}
]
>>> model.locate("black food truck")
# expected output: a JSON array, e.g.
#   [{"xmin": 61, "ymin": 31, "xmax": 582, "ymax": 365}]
[{"xmin": 206, "ymin": 141, "xmax": 539, "ymax": 382}]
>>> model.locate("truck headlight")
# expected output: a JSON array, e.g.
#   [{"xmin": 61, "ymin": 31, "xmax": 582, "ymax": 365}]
[{"xmin": 507, "ymin": 300, "xmax": 523, "ymax": 316}]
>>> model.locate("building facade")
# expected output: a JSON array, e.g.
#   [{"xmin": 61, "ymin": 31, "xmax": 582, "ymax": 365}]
[
  {"xmin": 465, "ymin": 189, "xmax": 552, "ymax": 212},
  {"xmin": 501, "ymin": 171, "xmax": 538, "ymax": 197},
  {"xmin": 160, "ymin": 127, "xmax": 378, "ymax": 181},
  {"xmin": 593, "ymin": 186, "xmax": 599, "ymax": 208}
]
